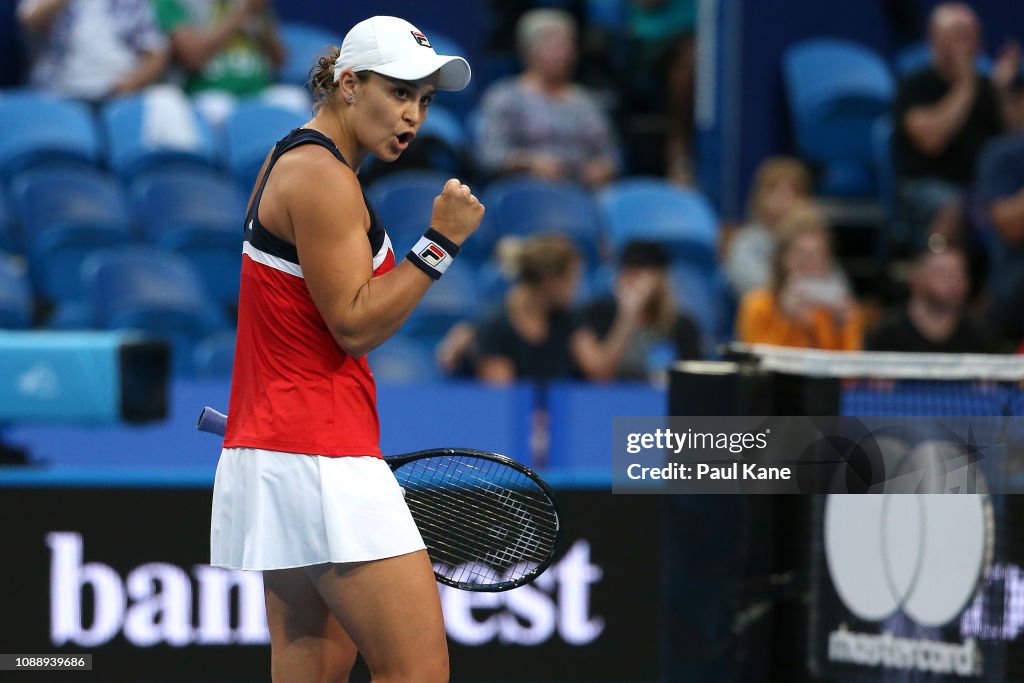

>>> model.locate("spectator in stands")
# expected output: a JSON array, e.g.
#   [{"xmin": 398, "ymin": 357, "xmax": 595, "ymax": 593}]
[
  {"xmin": 723, "ymin": 156, "xmax": 812, "ymax": 299},
  {"xmin": 974, "ymin": 83, "xmax": 1024, "ymax": 345},
  {"xmin": 571, "ymin": 240, "xmax": 702, "ymax": 382},
  {"xmin": 626, "ymin": 0, "xmax": 698, "ymax": 184},
  {"xmin": 18, "ymin": 0, "xmax": 169, "ymax": 102},
  {"xmin": 154, "ymin": 0, "xmax": 289, "ymax": 123},
  {"xmin": 474, "ymin": 234, "xmax": 583, "ymax": 383},
  {"xmin": 736, "ymin": 205, "xmax": 863, "ymax": 350},
  {"xmin": 474, "ymin": 8, "xmax": 619, "ymax": 188},
  {"xmin": 892, "ymin": 2, "xmax": 1017, "ymax": 242},
  {"xmin": 866, "ymin": 244, "xmax": 994, "ymax": 352}
]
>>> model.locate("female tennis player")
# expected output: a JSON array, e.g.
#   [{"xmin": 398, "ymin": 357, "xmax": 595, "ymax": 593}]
[{"xmin": 210, "ymin": 16, "xmax": 482, "ymax": 682}]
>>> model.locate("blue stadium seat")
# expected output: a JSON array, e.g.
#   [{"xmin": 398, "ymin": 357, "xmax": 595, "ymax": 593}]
[
  {"xmin": 670, "ymin": 263, "xmax": 725, "ymax": 347},
  {"xmin": 367, "ymin": 170, "xmax": 450, "ymax": 253},
  {"xmin": 402, "ymin": 262, "xmax": 480, "ymax": 347},
  {"xmin": 45, "ymin": 302, "xmax": 91, "ymax": 330},
  {"xmin": 0, "ymin": 92, "xmax": 101, "ymax": 177},
  {"xmin": 101, "ymin": 90, "xmax": 217, "ymax": 178},
  {"xmin": 0, "ymin": 254, "xmax": 32, "ymax": 328},
  {"xmin": 474, "ymin": 259, "xmax": 517, "ymax": 308},
  {"xmin": 0, "ymin": 191, "xmax": 17, "ymax": 254},
  {"xmin": 368, "ymin": 334, "xmax": 440, "ymax": 383},
  {"xmin": 482, "ymin": 177, "xmax": 603, "ymax": 264},
  {"xmin": 130, "ymin": 168, "xmax": 246, "ymax": 308},
  {"xmin": 192, "ymin": 330, "xmax": 236, "ymax": 378},
  {"xmin": 278, "ymin": 22, "xmax": 339, "ymax": 87},
  {"xmin": 586, "ymin": 262, "xmax": 616, "ymax": 298},
  {"xmin": 598, "ymin": 178, "xmax": 718, "ymax": 268},
  {"xmin": 782, "ymin": 38, "xmax": 896, "ymax": 196},
  {"xmin": 416, "ymin": 104, "xmax": 467, "ymax": 173},
  {"xmin": 10, "ymin": 165, "xmax": 134, "ymax": 303},
  {"xmin": 82, "ymin": 246, "xmax": 227, "ymax": 373},
  {"xmin": 222, "ymin": 102, "xmax": 307, "ymax": 189}
]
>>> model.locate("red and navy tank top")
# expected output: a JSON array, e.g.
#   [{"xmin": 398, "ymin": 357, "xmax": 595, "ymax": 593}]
[{"xmin": 223, "ymin": 128, "xmax": 395, "ymax": 458}]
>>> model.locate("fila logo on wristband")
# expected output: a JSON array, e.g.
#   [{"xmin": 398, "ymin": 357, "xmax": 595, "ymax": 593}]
[
  {"xmin": 419, "ymin": 242, "xmax": 447, "ymax": 267},
  {"xmin": 408, "ymin": 230, "xmax": 458, "ymax": 280}
]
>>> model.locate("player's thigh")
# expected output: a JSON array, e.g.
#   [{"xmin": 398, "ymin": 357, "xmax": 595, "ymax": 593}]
[
  {"xmin": 264, "ymin": 567, "xmax": 358, "ymax": 680},
  {"xmin": 306, "ymin": 550, "xmax": 448, "ymax": 680}
]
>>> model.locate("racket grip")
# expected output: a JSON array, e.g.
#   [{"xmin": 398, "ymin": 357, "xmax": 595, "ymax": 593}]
[{"xmin": 197, "ymin": 406, "xmax": 228, "ymax": 437}]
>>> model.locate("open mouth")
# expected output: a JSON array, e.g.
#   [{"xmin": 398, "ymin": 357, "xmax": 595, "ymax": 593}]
[{"xmin": 397, "ymin": 131, "xmax": 415, "ymax": 145}]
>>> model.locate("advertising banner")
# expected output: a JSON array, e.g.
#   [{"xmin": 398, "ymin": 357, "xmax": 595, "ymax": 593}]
[{"xmin": 0, "ymin": 487, "xmax": 660, "ymax": 682}]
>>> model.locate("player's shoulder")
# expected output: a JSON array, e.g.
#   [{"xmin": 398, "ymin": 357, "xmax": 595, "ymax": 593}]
[{"xmin": 275, "ymin": 144, "xmax": 361, "ymax": 201}]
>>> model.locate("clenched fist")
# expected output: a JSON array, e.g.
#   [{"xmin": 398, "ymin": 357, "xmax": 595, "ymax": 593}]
[{"xmin": 430, "ymin": 178, "xmax": 485, "ymax": 246}]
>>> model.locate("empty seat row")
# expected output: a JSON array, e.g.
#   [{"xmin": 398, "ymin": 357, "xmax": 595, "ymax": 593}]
[
  {"xmin": 5, "ymin": 164, "xmax": 244, "ymax": 307},
  {"xmin": 0, "ymin": 90, "xmax": 310, "ymax": 189},
  {"xmin": 0, "ymin": 245, "xmax": 228, "ymax": 374},
  {"xmin": 0, "ymin": 84, "xmax": 482, "ymax": 192}
]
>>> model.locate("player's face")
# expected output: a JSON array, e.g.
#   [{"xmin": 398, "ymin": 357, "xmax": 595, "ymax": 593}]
[{"xmin": 355, "ymin": 72, "xmax": 438, "ymax": 162}]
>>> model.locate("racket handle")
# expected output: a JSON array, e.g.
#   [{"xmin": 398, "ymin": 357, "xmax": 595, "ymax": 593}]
[{"xmin": 197, "ymin": 406, "xmax": 227, "ymax": 437}]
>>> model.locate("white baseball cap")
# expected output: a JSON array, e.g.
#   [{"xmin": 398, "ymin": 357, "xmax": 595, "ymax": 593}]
[{"xmin": 333, "ymin": 16, "xmax": 471, "ymax": 92}]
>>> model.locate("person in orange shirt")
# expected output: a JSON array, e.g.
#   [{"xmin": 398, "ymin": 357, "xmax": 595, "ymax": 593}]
[{"xmin": 736, "ymin": 204, "xmax": 863, "ymax": 350}]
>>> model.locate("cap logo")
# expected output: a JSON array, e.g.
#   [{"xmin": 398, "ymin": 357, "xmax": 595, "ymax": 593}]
[{"xmin": 411, "ymin": 31, "xmax": 432, "ymax": 48}]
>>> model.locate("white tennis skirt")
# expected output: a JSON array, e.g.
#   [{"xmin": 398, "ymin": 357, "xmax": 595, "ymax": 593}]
[{"xmin": 210, "ymin": 447, "xmax": 426, "ymax": 571}]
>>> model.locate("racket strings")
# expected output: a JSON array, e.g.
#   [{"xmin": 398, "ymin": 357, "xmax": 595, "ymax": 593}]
[
  {"xmin": 405, "ymin": 474, "xmax": 558, "ymax": 557},
  {"xmin": 401, "ymin": 455, "xmax": 560, "ymax": 517},
  {"xmin": 403, "ymin": 490, "xmax": 556, "ymax": 548},
  {"xmin": 400, "ymin": 466, "xmax": 557, "ymax": 557},
  {"xmin": 395, "ymin": 454, "xmax": 558, "ymax": 589},
  {"xmin": 398, "ymin": 457, "xmax": 558, "ymax": 541}
]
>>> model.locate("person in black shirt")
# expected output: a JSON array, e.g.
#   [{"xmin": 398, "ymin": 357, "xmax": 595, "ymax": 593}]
[
  {"xmin": 892, "ymin": 2, "xmax": 1017, "ymax": 242},
  {"xmin": 474, "ymin": 234, "xmax": 583, "ymax": 382},
  {"xmin": 867, "ymin": 244, "xmax": 994, "ymax": 353},
  {"xmin": 571, "ymin": 240, "xmax": 701, "ymax": 382}
]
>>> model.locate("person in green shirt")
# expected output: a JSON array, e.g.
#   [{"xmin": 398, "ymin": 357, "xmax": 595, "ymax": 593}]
[{"xmin": 154, "ymin": 0, "xmax": 284, "ymax": 97}]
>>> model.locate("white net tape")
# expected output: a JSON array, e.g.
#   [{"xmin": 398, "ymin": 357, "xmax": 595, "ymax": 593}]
[{"xmin": 722, "ymin": 344, "xmax": 1024, "ymax": 381}]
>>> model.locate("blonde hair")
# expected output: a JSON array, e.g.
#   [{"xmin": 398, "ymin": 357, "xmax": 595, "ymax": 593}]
[
  {"xmin": 496, "ymin": 234, "xmax": 580, "ymax": 286},
  {"xmin": 748, "ymin": 156, "xmax": 812, "ymax": 225},
  {"xmin": 770, "ymin": 203, "xmax": 831, "ymax": 294}
]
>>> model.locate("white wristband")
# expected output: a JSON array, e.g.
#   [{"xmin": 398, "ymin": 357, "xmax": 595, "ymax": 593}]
[{"xmin": 409, "ymin": 233, "xmax": 456, "ymax": 279}]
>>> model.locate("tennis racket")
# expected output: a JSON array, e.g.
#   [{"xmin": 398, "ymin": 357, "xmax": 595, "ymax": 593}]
[{"xmin": 197, "ymin": 406, "xmax": 560, "ymax": 592}]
